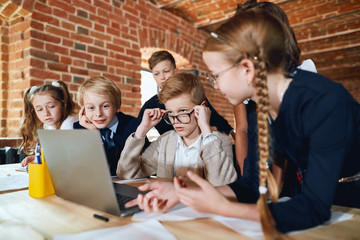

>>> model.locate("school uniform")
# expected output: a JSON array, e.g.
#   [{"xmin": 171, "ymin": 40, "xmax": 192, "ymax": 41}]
[
  {"xmin": 267, "ymin": 69, "xmax": 360, "ymax": 233},
  {"xmin": 117, "ymin": 130, "xmax": 237, "ymax": 186},
  {"xmin": 73, "ymin": 112, "xmax": 141, "ymax": 176},
  {"xmin": 228, "ymin": 61, "xmax": 320, "ymax": 202},
  {"xmin": 138, "ymin": 94, "xmax": 234, "ymax": 135}
]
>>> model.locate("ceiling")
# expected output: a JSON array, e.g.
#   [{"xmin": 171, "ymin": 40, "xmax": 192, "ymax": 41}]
[{"xmin": 149, "ymin": 0, "xmax": 240, "ymax": 33}]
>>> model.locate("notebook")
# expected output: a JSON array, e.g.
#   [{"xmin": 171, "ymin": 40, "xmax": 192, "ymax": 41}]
[{"xmin": 37, "ymin": 129, "xmax": 144, "ymax": 217}]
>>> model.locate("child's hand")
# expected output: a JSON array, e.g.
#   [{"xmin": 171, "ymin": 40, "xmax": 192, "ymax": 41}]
[
  {"xmin": 174, "ymin": 171, "xmax": 228, "ymax": 215},
  {"xmin": 21, "ymin": 155, "xmax": 35, "ymax": 167},
  {"xmin": 125, "ymin": 181, "xmax": 180, "ymax": 213},
  {"xmin": 135, "ymin": 108, "xmax": 166, "ymax": 138},
  {"xmin": 78, "ymin": 106, "xmax": 97, "ymax": 130},
  {"xmin": 194, "ymin": 105, "xmax": 212, "ymax": 135}
]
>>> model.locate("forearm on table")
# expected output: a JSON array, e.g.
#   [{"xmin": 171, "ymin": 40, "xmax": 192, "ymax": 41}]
[
  {"xmin": 217, "ymin": 199, "xmax": 260, "ymax": 221},
  {"xmin": 216, "ymin": 185, "xmax": 238, "ymax": 201}
]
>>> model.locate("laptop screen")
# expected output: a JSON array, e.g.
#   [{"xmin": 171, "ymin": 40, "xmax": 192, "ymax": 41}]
[{"xmin": 37, "ymin": 129, "xmax": 122, "ymax": 216}]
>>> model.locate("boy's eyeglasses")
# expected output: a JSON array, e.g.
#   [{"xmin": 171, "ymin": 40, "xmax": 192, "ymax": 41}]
[{"xmin": 163, "ymin": 109, "xmax": 194, "ymax": 125}]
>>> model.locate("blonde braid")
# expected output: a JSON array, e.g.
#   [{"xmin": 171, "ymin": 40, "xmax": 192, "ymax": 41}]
[{"xmin": 253, "ymin": 57, "xmax": 286, "ymax": 240}]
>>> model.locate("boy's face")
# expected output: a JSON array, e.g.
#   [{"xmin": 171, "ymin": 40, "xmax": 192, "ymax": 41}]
[
  {"xmin": 164, "ymin": 93, "xmax": 200, "ymax": 140},
  {"xmin": 32, "ymin": 93, "xmax": 63, "ymax": 127},
  {"xmin": 152, "ymin": 60, "xmax": 176, "ymax": 88},
  {"xmin": 83, "ymin": 91, "xmax": 117, "ymax": 129}
]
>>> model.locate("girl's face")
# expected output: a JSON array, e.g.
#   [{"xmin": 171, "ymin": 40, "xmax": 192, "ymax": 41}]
[
  {"xmin": 32, "ymin": 93, "xmax": 63, "ymax": 127},
  {"xmin": 152, "ymin": 60, "xmax": 176, "ymax": 88},
  {"xmin": 164, "ymin": 93, "xmax": 200, "ymax": 141},
  {"xmin": 83, "ymin": 91, "xmax": 117, "ymax": 129},
  {"xmin": 203, "ymin": 51, "xmax": 254, "ymax": 105}
]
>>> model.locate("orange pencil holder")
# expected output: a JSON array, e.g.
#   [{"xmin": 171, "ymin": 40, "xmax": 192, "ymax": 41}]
[{"xmin": 28, "ymin": 161, "xmax": 55, "ymax": 198}]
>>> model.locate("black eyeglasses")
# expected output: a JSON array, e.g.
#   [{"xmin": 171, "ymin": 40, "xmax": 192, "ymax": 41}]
[{"xmin": 163, "ymin": 109, "xmax": 194, "ymax": 125}]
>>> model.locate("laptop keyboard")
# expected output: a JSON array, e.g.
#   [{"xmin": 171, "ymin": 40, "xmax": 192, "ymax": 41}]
[{"xmin": 116, "ymin": 193, "xmax": 135, "ymax": 211}]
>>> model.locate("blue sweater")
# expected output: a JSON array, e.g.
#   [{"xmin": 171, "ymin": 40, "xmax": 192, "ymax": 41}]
[{"xmin": 229, "ymin": 70, "xmax": 360, "ymax": 232}]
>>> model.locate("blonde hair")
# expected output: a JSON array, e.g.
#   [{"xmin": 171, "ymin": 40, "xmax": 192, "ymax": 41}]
[
  {"xmin": 204, "ymin": 9, "xmax": 288, "ymax": 239},
  {"xmin": 158, "ymin": 72, "xmax": 205, "ymax": 105},
  {"xmin": 78, "ymin": 76, "xmax": 122, "ymax": 110},
  {"xmin": 19, "ymin": 81, "xmax": 77, "ymax": 154},
  {"xmin": 236, "ymin": 0, "xmax": 300, "ymax": 72}
]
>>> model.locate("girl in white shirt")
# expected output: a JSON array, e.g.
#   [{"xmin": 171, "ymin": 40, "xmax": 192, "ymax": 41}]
[{"xmin": 19, "ymin": 81, "xmax": 78, "ymax": 166}]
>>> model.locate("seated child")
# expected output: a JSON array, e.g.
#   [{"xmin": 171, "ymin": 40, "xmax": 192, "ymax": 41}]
[
  {"xmin": 74, "ymin": 76, "xmax": 141, "ymax": 176},
  {"xmin": 117, "ymin": 72, "xmax": 237, "ymax": 186},
  {"xmin": 20, "ymin": 81, "xmax": 78, "ymax": 166}
]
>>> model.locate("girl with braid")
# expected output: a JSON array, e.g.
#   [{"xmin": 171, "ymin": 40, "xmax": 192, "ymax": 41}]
[{"xmin": 172, "ymin": 9, "xmax": 360, "ymax": 237}]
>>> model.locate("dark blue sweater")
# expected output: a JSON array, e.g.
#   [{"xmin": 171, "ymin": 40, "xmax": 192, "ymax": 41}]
[
  {"xmin": 229, "ymin": 70, "xmax": 360, "ymax": 232},
  {"xmin": 268, "ymin": 70, "xmax": 360, "ymax": 232}
]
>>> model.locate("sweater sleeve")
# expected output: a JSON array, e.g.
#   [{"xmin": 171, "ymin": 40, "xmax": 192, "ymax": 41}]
[
  {"xmin": 269, "ymin": 86, "xmax": 357, "ymax": 233},
  {"xmin": 206, "ymin": 98, "xmax": 233, "ymax": 135},
  {"xmin": 201, "ymin": 132, "xmax": 237, "ymax": 186},
  {"xmin": 116, "ymin": 133, "xmax": 158, "ymax": 179}
]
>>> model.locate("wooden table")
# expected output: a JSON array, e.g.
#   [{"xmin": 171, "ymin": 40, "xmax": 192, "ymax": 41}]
[{"xmin": 1, "ymin": 164, "xmax": 360, "ymax": 240}]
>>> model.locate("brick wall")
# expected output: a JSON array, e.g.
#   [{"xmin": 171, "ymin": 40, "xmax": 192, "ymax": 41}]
[
  {"xmin": 278, "ymin": 0, "xmax": 360, "ymax": 101},
  {"xmin": 0, "ymin": 0, "xmax": 233, "ymax": 138}
]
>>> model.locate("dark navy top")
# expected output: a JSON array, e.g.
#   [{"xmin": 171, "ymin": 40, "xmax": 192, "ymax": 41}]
[
  {"xmin": 228, "ymin": 100, "xmax": 260, "ymax": 203},
  {"xmin": 74, "ymin": 112, "xmax": 141, "ymax": 176},
  {"xmin": 138, "ymin": 94, "xmax": 234, "ymax": 135},
  {"xmin": 268, "ymin": 70, "xmax": 360, "ymax": 232}
]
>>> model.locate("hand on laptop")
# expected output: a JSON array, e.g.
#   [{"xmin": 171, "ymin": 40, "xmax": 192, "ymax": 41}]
[{"xmin": 125, "ymin": 181, "xmax": 180, "ymax": 213}]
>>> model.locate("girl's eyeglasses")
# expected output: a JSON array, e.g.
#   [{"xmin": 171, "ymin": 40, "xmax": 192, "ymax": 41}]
[
  {"xmin": 163, "ymin": 109, "xmax": 195, "ymax": 125},
  {"xmin": 206, "ymin": 63, "xmax": 239, "ymax": 88}
]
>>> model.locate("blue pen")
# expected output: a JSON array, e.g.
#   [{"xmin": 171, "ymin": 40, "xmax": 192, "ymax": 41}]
[{"xmin": 35, "ymin": 143, "xmax": 41, "ymax": 164}]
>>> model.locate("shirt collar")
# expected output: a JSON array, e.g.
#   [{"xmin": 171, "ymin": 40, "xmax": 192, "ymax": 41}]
[
  {"xmin": 107, "ymin": 115, "xmax": 118, "ymax": 133},
  {"xmin": 177, "ymin": 134, "xmax": 202, "ymax": 150}
]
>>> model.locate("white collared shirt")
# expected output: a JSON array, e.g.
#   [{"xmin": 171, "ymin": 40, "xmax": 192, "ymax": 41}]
[
  {"xmin": 103, "ymin": 116, "xmax": 119, "ymax": 139},
  {"xmin": 174, "ymin": 132, "xmax": 217, "ymax": 177}
]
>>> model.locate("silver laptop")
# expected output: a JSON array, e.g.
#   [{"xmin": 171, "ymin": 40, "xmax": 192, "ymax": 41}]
[{"xmin": 37, "ymin": 129, "xmax": 144, "ymax": 217}]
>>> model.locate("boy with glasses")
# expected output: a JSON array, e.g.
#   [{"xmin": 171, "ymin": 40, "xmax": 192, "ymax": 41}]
[
  {"xmin": 138, "ymin": 50, "xmax": 235, "ymax": 138},
  {"xmin": 117, "ymin": 72, "xmax": 237, "ymax": 186}
]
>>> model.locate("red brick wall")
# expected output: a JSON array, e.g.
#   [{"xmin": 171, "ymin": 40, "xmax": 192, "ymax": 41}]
[
  {"xmin": 278, "ymin": 0, "xmax": 360, "ymax": 101},
  {"xmin": 0, "ymin": 0, "xmax": 234, "ymax": 138},
  {"xmin": 0, "ymin": 15, "xmax": 32, "ymax": 137}
]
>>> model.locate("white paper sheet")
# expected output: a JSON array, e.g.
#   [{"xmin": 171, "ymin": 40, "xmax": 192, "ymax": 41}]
[
  {"xmin": 53, "ymin": 220, "xmax": 177, "ymax": 240},
  {"xmin": 132, "ymin": 203, "xmax": 215, "ymax": 221},
  {"xmin": 0, "ymin": 165, "xmax": 28, "ymax": 192},
  {"xmin": 213, "ymin": 211, "xmax": 354, "ymax": 239}
]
